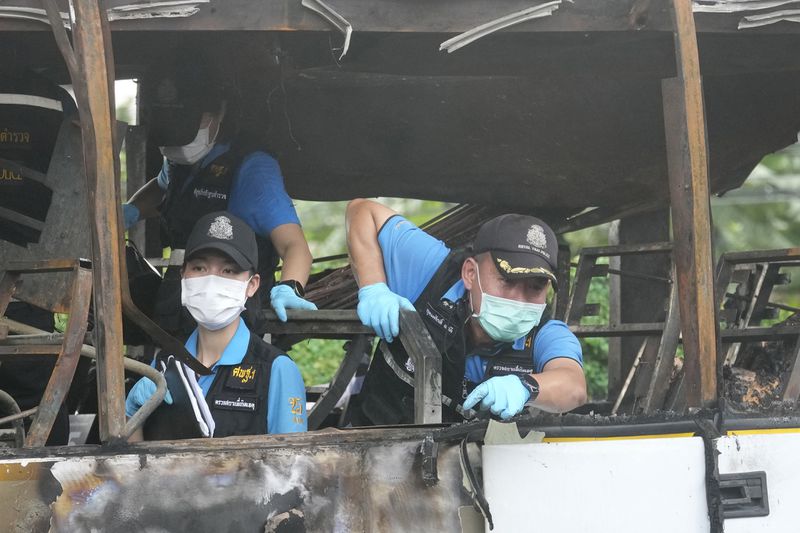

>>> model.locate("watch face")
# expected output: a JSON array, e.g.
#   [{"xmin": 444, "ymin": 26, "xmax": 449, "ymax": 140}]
[
  {"xmin": 280, "ymin": 280, "xmax": 304, "ymax": 297},
  {"xmin": 522, "ymin": 375, "xmax": 539, "ymax": 394}
]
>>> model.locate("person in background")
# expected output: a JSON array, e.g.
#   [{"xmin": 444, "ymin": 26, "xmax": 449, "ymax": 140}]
[
  {"xmin": 125, "ymin": 211, "xmax": 307, "ymax": 439},
  {"xmin": 122, "ymin": 55, "xmax": 315, "ymax": 337}
]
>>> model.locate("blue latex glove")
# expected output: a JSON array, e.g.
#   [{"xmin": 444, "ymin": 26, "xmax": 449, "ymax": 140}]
[
  {"xmin": 357, "ymin": 282, "xmax": 415, "ymax": 343},
  {"xmin": 462, "ymin": 375, "xmax": 531, "ymax": 421},
  {"xmin": 270, "ymin": 284, "xmax": 318, "ymax": 322},
  {"xmin": 125, "ymin": 377, "xmax": 172, "ymax": 417},
  {"xmin": 122, "ymin": 203, "xmax": 140, "ymax": 229}
]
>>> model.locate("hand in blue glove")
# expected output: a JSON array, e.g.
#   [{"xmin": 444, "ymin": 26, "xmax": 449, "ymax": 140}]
[
  {"xmin": 122, "ymin": 203, "xmax": 140, "ymax": 230},
  {"xmin": 270, "ymin": 284, "xmax": 318, "ymax": 322},
  {"xmin": 462, "ymin": 375, "xmax": 530, "ymax": 421},
  {"xmin": 125, "ymin": 377, "xmax": 172, "ymax": 417},
  {"xmin": 357, "ymin": 282, "xmax": 415, "ymax": 343}
]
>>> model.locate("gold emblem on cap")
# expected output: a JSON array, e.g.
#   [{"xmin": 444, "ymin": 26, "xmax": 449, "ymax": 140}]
[{"xmin": 496, "ymin": 258, "xmax": 552, "ymax": 276}]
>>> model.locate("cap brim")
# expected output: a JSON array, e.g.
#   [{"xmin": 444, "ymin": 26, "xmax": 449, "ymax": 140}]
[
  {"xmin": 490, "ymin": 250, "xmax": 557, "ymax": 284},
  {"xmin": 185, "ymin": 242, "xmax": 253, "ymax": 271}
]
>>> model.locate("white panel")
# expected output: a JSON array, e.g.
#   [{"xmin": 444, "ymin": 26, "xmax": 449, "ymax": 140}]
[
  {"xmin": 718, "ymin": 433, "xmax": 800, "ymax": 532},
  {"xmin": 482, "ymin": 437, "xmax": 710, "ymax": 533}
]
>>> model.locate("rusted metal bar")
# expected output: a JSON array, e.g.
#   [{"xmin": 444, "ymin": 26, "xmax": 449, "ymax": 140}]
[
  {"xmin": 0, "ymin": 346, "xmax": 62, "ymax": 356},
  {"xmin": 564, "ymin": 253, "xmax": 594, "ymax": 325},
  {"xmin": 719, "ymin": 326, "xmax": 800, "ymax": 342},
  {"xmin": 571, "ymin": 323, "xmax": 666, "ymax": 338},
  {"xmin": 25, "ymin": 266, "xmax": 93, "ymax": 447},
  {"xmin": 555, "ymin": 199, "xmax": 666, "ymax": 235},
  {"xmin": 578, "ymin": 242, "xmax": 674, "ymax": 257},
  {"xmin": 399, "ymin": 310, "xmax": 442, "ymax": 424},
  {"xmin": 5, "ymin": 259, "xmax": 87, "ymax": 273},
  {"xmin": 0, "ymin": 317, "xmax": 167, "ymax": 442},
  {"xmin": 0, "ymin": 389, "xmax": 26, "ymax": 448},
  {"xmin": 611, "ymin": 338, "xmax": 647, "ymax": 415},
  {"xmin": 71, "ymin": 0, "xmax": 127, "ymax": 442},
  {"xmin": 554, "ymin": 243, "xmax": 571, "ymax": 321},
  {"xmin": 642, "ymin": 275, "xmax": 682, "ymax": 413},
  {"xmin": 780, "ymin": 339, "xmax": 800, "ymax": 402},
  {"xmin": 307, "ymin": 335, "xmax": 370, "ymax": 430},
  {"xmin": 0, "ymin": 272, "xmax": 20, "ymax": 318},
  {"xmin": 263, "ymin": 310, "xmax": 374, "ymax": 336},
  {"xmin": 0, "ymin": 407, "xmax": 37, "ymax": 427},
  {"xmin": 662, "ymin": 0, "xmax": 719, "ymax": 408},
  {"xmin": 722, "ymin": 263, "xmax": 770, "ymax": 367},
  {"xmin": 719, "ymin": 248, "xmax": 800, "ymax": 264},
  {"xmin": 604, "ymin": 267, "xmax": 672, "ymax": 285}
]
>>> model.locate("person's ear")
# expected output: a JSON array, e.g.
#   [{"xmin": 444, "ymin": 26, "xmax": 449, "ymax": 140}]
[
  {"xmin": 462, "ymin": 257, "xmax": 477, "ymax": 290},
  {"xmin": 246, "ymin": 274, "xmax": 260, "ymax": 298}
]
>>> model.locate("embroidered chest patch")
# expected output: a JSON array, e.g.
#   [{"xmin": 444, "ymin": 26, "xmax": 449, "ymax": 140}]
[
  {"xmin": 424, "ymin": 302, "xmax": 456, "ymax": 336},
  {"xmin": 209, "ymin": 163, "xmax": 229, "ymax": 177},
  {"xmin": 225, "ymin": 364, "xmax": 259, "ymax": 390},
  {"xmin": 213, "ymin": 395, "xmax": 257, "ymax": 412}
]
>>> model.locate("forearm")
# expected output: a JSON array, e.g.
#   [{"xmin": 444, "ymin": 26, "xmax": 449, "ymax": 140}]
[
  {"xmin": 530, "ymin": 363, "xmax": 587, "ymax": 413},
  {"xmin": 345, "ymin": 199, "xmax": 395, "ymax": 287},
  {"xmin": 127, "ymin": 177, "xmax": 165, "ymax": 220},
  {"xmin": 279, "ymin": 240, "xmax": 312, "ymax": 286}
]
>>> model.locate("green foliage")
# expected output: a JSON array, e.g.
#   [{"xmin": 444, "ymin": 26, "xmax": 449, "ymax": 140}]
[
  {"xmin": 293, "ymin": 198, "xmax": 453, "ymax": 274},
  {"xmin": 569, "ymin": 269, "xmax": 611, "ymax": 401},
  {"xmin": 288, "ymin": 339, "xmax": 350, "ymax": 386}
]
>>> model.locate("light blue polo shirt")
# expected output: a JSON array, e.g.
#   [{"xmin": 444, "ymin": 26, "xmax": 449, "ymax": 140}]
[
  {"xmin": 377, "ymin": 215, "xmax": 583, "ymax": 383},
  {"xmin": 157, "ymin": 143, "xmax": 301, "ymax": 237}
]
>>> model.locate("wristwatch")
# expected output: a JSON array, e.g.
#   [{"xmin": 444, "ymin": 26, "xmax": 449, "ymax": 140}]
[
  {"xmin": 518, "ymin": 374, "xmax": 540, "ymax": 403},
  {"xmin": 277, "ymin": 279, "xmax": 305, "ymax": 297}
]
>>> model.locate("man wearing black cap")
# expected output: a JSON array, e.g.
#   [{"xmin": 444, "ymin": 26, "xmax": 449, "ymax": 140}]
[
  {"xmin": 345, "ymin": 200, "xmax": 586, "ymax": 425},
  {"xmin": 125, "ymin": 211, "xmax": 307, "ymax": 439},
  {"xmin": 122, "ymin": 55, "xmax": 316, "ymax": 334}
]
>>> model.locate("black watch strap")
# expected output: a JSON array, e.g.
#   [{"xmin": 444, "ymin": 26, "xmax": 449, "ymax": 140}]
[
  {"xmin": 277, "ymin": 279, "xmax": 305, "ymax": 297},
  {"xmin": 519, "ymin": 374, "xmax": 540, "ymax": 403}
]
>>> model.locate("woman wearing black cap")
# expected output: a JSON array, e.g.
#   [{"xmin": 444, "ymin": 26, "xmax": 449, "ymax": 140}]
[{"xmin": 125, "ymin": 211, "xmax": 307, "ymax": 440}]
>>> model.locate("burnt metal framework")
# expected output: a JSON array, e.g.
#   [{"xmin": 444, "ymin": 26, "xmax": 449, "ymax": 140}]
[
  {"xmin": 565, "ymin": 243, "xmax": 682, "ymax": 414},
  {"xmin": 263, "ymin": 309, "xmax": 443, "ymax": 427},
  {"xmin": 0, "ymin": 259, "xmax": 92, "ymax": 447},
  {"xmin": 1, "ymin": 0, "xmax": 785, "ymax": 444},
  {"xmin": 715, "ymin": 249, "xmax": 800, "ymax": 402}
]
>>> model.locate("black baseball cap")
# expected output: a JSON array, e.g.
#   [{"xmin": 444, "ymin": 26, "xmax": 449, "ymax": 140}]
[
  {"xmin": 140, "ymin": 59, "xmax": 226, "ymax": 147},
  {"xmin": 185, "ymin": 211, "xmax": 258, "ymax": 271},
  {"xmin": 473, "ymin": 214, "xmax": 558, "ymax": 284}
]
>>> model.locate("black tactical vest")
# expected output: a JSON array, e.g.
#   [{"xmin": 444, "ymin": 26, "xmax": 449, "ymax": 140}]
[
  {"xmin": 159, "ymin": 145, "xmax": 279, "ymax": 289},
  {"xmin": 143, "ymin": 332, "xmax": 283, "ymax": 439},
  {"xmin": 352, "ymin": 249, "xmax": 548, "ymax": 426}
]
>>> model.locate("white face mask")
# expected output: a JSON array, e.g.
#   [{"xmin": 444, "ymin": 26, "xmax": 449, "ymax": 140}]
[
  {"xmin": 180, "ymin": 274, "xmax": 250, "ymax": 331},
  {"xmin": 160, "ymin": 111, "xmax": 222, "ymax": 165}
]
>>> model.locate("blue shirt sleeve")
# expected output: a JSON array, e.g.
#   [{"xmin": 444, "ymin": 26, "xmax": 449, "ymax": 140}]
[
  {"xmin": 156, "ymin": 158, "xmax": 170, "ymax": 190},
  {"xmin": 267, "ymin": 355, "xmax": 308, "ymax": 434},
  {"xmin": 377, "ymin": 215, "xmax": 451, "ymax": 303},
  {"xmin": 532, "ymin": 319, "xmax": 583, "ymax": 373},
  {"xmin": 228, "ymin": 152, "xmax": 301, "ymax": 237},
  {"xmin": 465, "ymin": 319, "xmax": 583, "ymax": 383}
]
